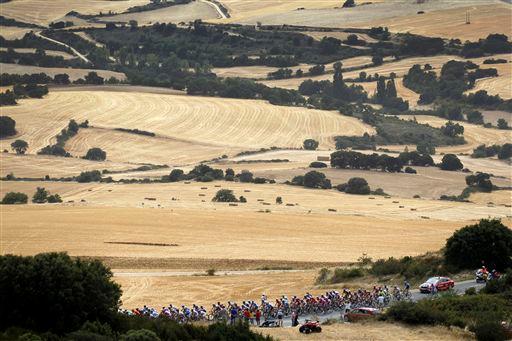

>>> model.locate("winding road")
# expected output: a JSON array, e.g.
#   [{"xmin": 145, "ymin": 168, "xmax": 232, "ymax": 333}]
[
  {"xmin": 35, "ymin": 31, "xmax": 91, "ymax": 64},
  {"xmin": 199, "ymin": 0, "xmax": 228, "ymax": 19}
]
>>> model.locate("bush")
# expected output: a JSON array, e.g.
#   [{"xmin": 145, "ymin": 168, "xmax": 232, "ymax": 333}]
[
  {"xmin": 0, "ymin": 115, "xmax": 16, "ymax": 137},
  {"xmin": 0, "ymin": 252, "xmax": 121, "ymax": 333},
  {"xmin": 309, "ymin": 161, "xmax": 327, "ymax": 168},
  {"xmin": 11, "ymin": 139, "xmax": 28, "ymax": 154},
  {"xmin": 303, "ymin": 171, "xmax": 331, "ymax": 189},
  {"xmin": 275, "ymin": 196, "xmax": 283, "ymax": 204},
  {"xmin": 32, "ymin": 187, "xmax": 48, "ymax": 203},
  {"xmin": 473, "ymin": 320, "xmax": 507, "ymax": 341},
  {"xmin": 77, "ymin": 170, "xmax": 102, "ymax": 183},
  {"xmin": 84, "ymin": 147, "xmax": 107, "ymax": 161},
  {"xmin": 345, "ymin": 177, "xmax": 370, "ymax": 195},
  {"xmin": 303, "ymin": 139, "xmax": 319, "ymax": 150},
  {"xmin": 445, "ymin": 219, "xmax": 512, "ymax": 270},
  {"xmin": 212, "ymin": 189, "xmax": 238, "ymax": 202},
  {"xmin": 238, "ymin": 170, "xmax": 253, "ymax": 183},
  {"xmin": 498, "ymin": 143, "xmax": 512, "ymax": 159},
  {"xmin": 330, "ymin": 268, "xmax": 364, "ymax": 283},
  {"xmin": 497, "ymin": 119, "xmax": 509, "ymax": 129},
  {"xmin": 47, "ymin": 194, "xmax": 62, "ymax": 203},
  {"xmin": 253, "ymin": 177, "xmax": 267, "ymax": 184},
  {"xmin": 440, "ymin": 154, "xmax": 463, "ymax": 171},
  {"xmin": 404, "ymin": 166, "xmax": 417, "ymax": 174},
  {"xmin": 1, "ymin": 192, "xmax": 28, "ymax": 204}
]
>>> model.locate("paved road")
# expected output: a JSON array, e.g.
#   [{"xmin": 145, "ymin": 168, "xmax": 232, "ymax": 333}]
[{"xmin": 277, "ymin": 279, "xmax": 485, "ymax": 328}]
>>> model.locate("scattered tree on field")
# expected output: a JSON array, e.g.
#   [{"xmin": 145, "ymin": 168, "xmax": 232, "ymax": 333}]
[
  {"xmin": 84, "ymin": 147, "xmax": 107, "ymax": 161},
  {"xmin": 212, "ymin": 189, "xmax": 238, "ymax": 202},
  {"xmin": 303, "ymin": 139, "xmax": 319, "ymax": 150},
  {"xmin": 1, "ymin": 192, "xmax": 28, "ymax": 205},
  {"xmin": 11, "ymin": 139, "xmax": 28, "ymax": 154},
  {"xmin": 440, "ymin": 154, "xmax": 463, "ymax": 171}
]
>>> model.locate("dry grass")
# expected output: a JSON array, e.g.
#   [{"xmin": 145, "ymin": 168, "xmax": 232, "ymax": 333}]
[
  {"xmin": 224, "ymin": 0, "xmax": 506, "ymax": 41},
  {"xmin": 0, "ymin": 47, "xmax": 75, "ymax": 59},
  {"xmin": 101, "ymin": 1, "xmax": 219, "ymax": 25},
  {"xmin": 467, "ymin": 62, "xmax": 512, "ymax": 99},
  {"xmin": 65, "ymin": 127, "xmax": 237, "ymax": 166},
  {"xmin": 0, "ymin": 63, "xmax": 126, "ymax": 81},
  {"xmin": 260, "ymin": 322, "xmax": 473, "ymax": 341},
  {"xmin": 304, "ymin": 31, "xmax": 377, "ymax": 43},
  {"xmin": 4, "ymin": 202, "xmax": 506, "ymax": 263},
  {"xmin": 0, "ymin": 26, "xmax": 32, "ymax": 39},
  {"xmin": 0, "ymin": 88, "xmax": 373, "ymax": 161},
  {"xmin": 213, "ymin": 56, "xmax": 375, "ymax": 80},
  {"xmin": 389, "ymin": 115, "xmax": 512, "ymax": 154},
  {"xmin": 0, "ymin": 0, "xmax": 151, "ymax": 25},
  {"xmin": 469, "ymin": 190, "xmax": 512, "ymax": 206},
  {"xmin": 481, "ymin": 110, "xmax": 512, "ymax": 125},
  {"xmin": 0, "ymin": 153, "xmax": 132, "ymax": 178}
]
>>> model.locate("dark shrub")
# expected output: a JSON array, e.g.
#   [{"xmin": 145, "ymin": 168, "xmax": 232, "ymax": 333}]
[
  {"xmin": 1, "ymin": 192, "xmax": 28, "ymax": 204},
  {"xmin": 77, "ymin": 170, "xmax": 102, "ymax": 183},
  {"xmin": 0, "ymin": 116, "xmax": 16, "ymax": 137},
  {"xmin": 303, "ymin": 139, "xmax": 319, "ymax": 150},
  {"xmin": 84, "ymin": 148, "xmax": 107, "ymax": 161},
  {"xmin": 473, "ymin": 320, "xmax": 506, "ymax": 341},
  {"xmin": 445, "ymin": 219, "xmax": 512, "ymax": 270},
  {"xmin": 212, "ymin": 189, "xmax": 238, "ymax": 202},
  {"xmin": 10, "ymin": 139, "xmax": 28, "ymax": 154},
  {"xmin": 404, "ymin": 166, "xmax": 417, "ymax": 174},
  {"xmin": 32, "ymin": 187, "xmax": 48, "ymax": 203},
  {"xmin": 440, "ymin": 154, "xmax": 463, "ymax": 171},
  {"xmin": 253, "ymin": 177, "xmax": 267, "ymax": 184},
  {"xmin": 309, "ymin": 161, "xmax": 327, "ymax": 168},
  {"xmin": 345, "ymin": 177, "xmax": 370, "ymax": 195},
  {"xmin": 238, "ymin": 170, "xmax": 253, "ymax": 183},
  {"xmin": 303, "ymin": 171, "xmax": 331, "ymax": 189}
]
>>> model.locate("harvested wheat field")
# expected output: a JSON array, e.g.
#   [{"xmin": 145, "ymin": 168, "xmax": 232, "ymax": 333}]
[
  {"xmin": 261, "ymin": 322, "xmax": 472, "ymax": 341},
  {"xmin": 0, "ymin": 88, "xmax": 374, "ymax": 159},
  {"xmin": 467, "ymin": 62, "xmax": 512, "ymax": 99},
  {"xmin": 65, "ymin": 127, "xmax": 237, "ymax": 166},
  {"xmin": 227, "ymin": 0, "xmax": 507, "ymax": 41},
  {"xmin": 3, "ymin": 200, "xmax": 508, "ymax": 263},
  {"xmin": 0, "ymin": 63, "xmax": 126, "ymax": 81},
  {"xmin": 390, "ymin": 115, "xmax": 512, "ymax": 154},
  {"xmin": 101, "ymin": 1, "xmax": 219, "ymax": 25},
  {"xmin": 0, "ymin": 47, "xmax": 75, "ymax": 59},
  {"xmin": 0, "ymin": 153, "xmax": 132, "ymax": 178},
  {"xmin": 0, "ymin": 0, "xmax": 150, "ymax": 26},
  {"xmin": 481, "ymin": 110, "xmax": 512, "ymax": 125},
  {"xmin": 260, "ymin": 55, "xmax": 465, "ymax": 90},
  {"xmin": 213, "ymin": 56, "xmax": 376, "ymax": 80},
  {"xmin": 2, "ymin": 180, "xmax": 510, "ymax": 220},
  {"xmin": 470, "ymin": 190, "xmax": 512, "ymax": 206},
  {"xmin": 356, "ymin": 3, "xmax": 512, "ymax": 41},
  {"xmin": 0, "ymin": 26, "xmax": 33, "ymax": 39}
]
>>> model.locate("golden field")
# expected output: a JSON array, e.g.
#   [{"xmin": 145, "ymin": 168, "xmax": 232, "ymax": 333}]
[
  {"xmin": 0, "ymin": 88, "xmax": 374, "ymax": 163},
  {"xmin": 0, "ymin": 63, "xmax": 126, "ymax": 81}
]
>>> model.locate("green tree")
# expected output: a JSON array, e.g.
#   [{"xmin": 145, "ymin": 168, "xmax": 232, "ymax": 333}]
[
  {"xmin": 440, "ymin": 154, "xmax": 463, "ymax": 171},
  {"xmin": 0, "ymin": 252, "xmax": 121, "ymax": 333},
  {"xmin": 372, "ymin": 54, "xmax": 383, "ymax": 66},
  {"xmin": 238, "ymin": 170, "xmax": 253, "ymax": 183},
  {"xmin": 303, "ymin": 139, "xmax": 319, "ymax": 150},
  {"xmin": 212, "ymin": 189, "xmax": 238, "ymax": 202},
  {"xmin": 303, "ymin": 171, "xmax": 331, "ymax": 189},
  {"xmin": 345, "ymin": 177, "xmax": 371, "ymax": 195},
  {"xmin": 416, "ymin": 141, "xmax": 436, "ymax": 155},
  {"xmin": 0, "ymin": 116, "xmax": 16, "ymax": 137},
  {"xmin": 445, "ymin": 219, "xmax": 512, "ymax": 270},
  {"xmin": 11, "ymin": 139, "xmax": 28, "ymax": 154},
  {"xmin": 497, "ymin": 143, "xmax": 512, "ymax": 159},
  {"xmin": 47, "ymin": 194, "xmax": 63, "ymax": 203},
  {"xmin": 84, "ymin": 148, "xmax": 107, "ymax": 161},
  {"xmin": 1, "ymin": 192, "xmax": 28, "ymax": 205},
  {"xmin": 166, "ymin": 169, "xmax": 184, "ymax": 182},
  {"xmin": 342, "ymin": 0, "xmax": 355, "ymax": 7},
  {"xmin": 466, "ymin": 110, "xmax": 484, "ymax": 125},
  {"xmin": 497, "ymin": 118, "xmax": 509, "ymax": 129},
  {"xmin": 32, "ymin": 187, "xmax": 48, "ymax": 203}
]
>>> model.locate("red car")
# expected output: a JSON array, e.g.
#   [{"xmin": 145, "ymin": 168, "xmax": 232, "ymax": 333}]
[
  {"xmin": 419, "ymin": 276, "xmax": 455, "ymax": 293},
  {"xmin": 345, "ymin": 307, "xmax": 380, "ymax": 322}
]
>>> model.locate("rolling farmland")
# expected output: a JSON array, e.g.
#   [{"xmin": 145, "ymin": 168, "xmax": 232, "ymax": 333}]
[{"xmin": 0, "ymin": 88, "xmax": 374, "ymax": 161}]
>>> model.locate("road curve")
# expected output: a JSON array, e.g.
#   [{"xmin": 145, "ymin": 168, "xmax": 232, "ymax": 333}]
[
  {"xmin": 35, "ymin": 31, "xmax": 91, "ymax": 64},
  {"xmin": 199, "ymin": 0, "xmax": 228, "ymax": 19}
]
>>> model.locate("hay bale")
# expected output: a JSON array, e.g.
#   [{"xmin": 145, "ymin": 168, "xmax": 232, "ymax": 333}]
[
  {"xmin": 145, "ymin": 197, "xmax": 157, "ymax": 201},
  {"xmin": 199, "ymin": 194, "xmax": 206, "ymax": 197},
  {"xmin": 369, "ymin": 197, "xmax": 375, "ymax": 200},
  {"xmin": 392, "ymin": 201, "xmax": 399, "ymax": 203},
  {"xmin": 229, "ymin": 203, "xmax": 238, "ymax": 206},
  {"xmin": 421, "ymin": 216, "xmax": 430, "ymax": 219},
  {"xmin": 262, "ymin": 202, "xmax": 271, "ymax": 206},
  {"xmin": 328, "ymin": 208, "xmax": 337, "ymax": 212},
  {"xmin": 410, "ymin": 208, "xmax": 417, "ymax": 211},
  {"xmin": 201, "ymin": 187, "xmax": 208, "ymax": 190},
  {"xmin": 285, "ymin": 203, "xmax": 295, "ymax": 207},
  {"xmin": 399, "ymin": 205, "xmax": 404, "ymax": 208},
  {"xmin": 384, "ymin": 196, "xmax": 391, "ymax": 199},
  {"xmin": 257, "ymin": 199, "xmax": 264, "ymax": 202},
  {"xmin": 214, "ymin": 185, "xmax": 221, "ymax": 188},
  {"xmin": 244, "ymin": 190, "xmax": 251, "ymax": 192},
  {"xmin": 184, "ymin": 181, "xmax": 191, "ymax": 184}
]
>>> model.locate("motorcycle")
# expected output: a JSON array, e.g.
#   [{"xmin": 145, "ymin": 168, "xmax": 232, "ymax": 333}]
[{"xmin": 475, "ymin": 270, "xmax": 488, "ymax": 283}]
